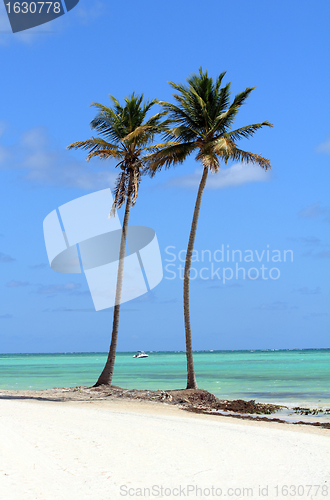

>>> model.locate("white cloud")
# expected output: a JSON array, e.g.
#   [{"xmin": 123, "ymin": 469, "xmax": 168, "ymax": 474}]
[
  {"xmin": 297, "ymin": 202, "xmax": 328, "ymax": 219},
  {"xmin": 36, "ymin": 282, "xmax": 82, "ymax": 295},
  {"xmin": 295, "ymin": 286, "xmax": 321, "ymax": 295},
  {"xmin": 0, "ymin": 126, "xmax": 117, "ymax": 190},
  {"xmin": 43, "ymin": 307, "xmax": 95, "ymax": 313},
  {"xmin": 6, "ymin": 280, "xmax": 30, "ymax": 287},
  {"xmin": 0, "ymin": 251, "xmax": 15, "ymax": 263},
  {"xmin": 74, "ymin": 0, "xmax": 106, "ymax": 25},
  {"xmin": 0, "ymin": 313, "xmax": 12, "ymax": 319},
  {"xmin": 303, "ymin": 312, "xmax": 328, "ymax": 320},
  {"xmin": 257, "ymin": 301, "xmax": 288, "ymax": 311},
  {"xmin": 0, "ymin": 4, "xmax": 53, "ymax": 46},
  {"xmin": 316, "ymin": 136, "xmax": 330, "ymax": 154},
  {"xmin": 0, "ymin": 143, "xmax": 10, "ymax": 164},
  {"xmin": 0, "ymin": 7, "xmax": 10, "ymax": 45},
  {"xmin": 166, "ymin": 163, "xmax": 270, "ymax": 190},
  {"xmin": 288, "ymin": 236, "xmax": 321, "ymax": 246},
  {"xmin": 314, "ymin": 250, "xmax": 330, "ymax": 259},
  {"xmin": 0, "ymin": 121, "xmax": 6, "ymax": 136},
  {"xmin": 29, "ymin": 263, "xmax": 48, "ymax": 269}
]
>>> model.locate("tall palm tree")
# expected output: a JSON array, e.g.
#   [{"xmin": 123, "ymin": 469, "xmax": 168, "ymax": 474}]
[
  {"xmin": 145, "ymin": 68, "xmax": 273, "ymax": 390},
  {"xmin": 68, "ymin": 93, "xmax": 167, "ymax": 386}
]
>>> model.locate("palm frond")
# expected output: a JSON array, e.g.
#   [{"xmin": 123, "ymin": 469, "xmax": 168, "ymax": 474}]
[
  {"xmin": 213, "ymin": 81, "xmax": 231, "ymax": 117},
  {"xmin": 130, "ymin": 167, "xmax": 141, "ymax": 205},
  {"xmin": 67, "ymin": 138, "xmax": 122, "ymax": 159},
  {"xmin": 155, "ymin": 69, "xmax": 272, "ymax": 174},
  {"xmin": 214, "ymin": 71, "xmax": 227, "ymax": 93},
  {"xmin": 143, "ymin": 110, "xmax": 169, "ymax": 127},
  {"xmin": 160, "ymin": 101, "xmax": 203, "ymax": 134},
  {"xmin": 90, "ymin": 109, "xmax": 127, "ymax": 142},
  {"xmin": 68, "ymin": 93, "xmax": 171, "ymax": 218},
  {"xmin": 208, "ymin": 106, "xmax": 239, "ymax": 136},
  {"xmin": 230, "ymin": 87, "xmax": 255, "ymax": 109},
  {"xmin": 144, "ymin": 142, "xmax": 197, "ymax": 176},
  {"xmin": 162, "ymin": 124, "xmax": 201, "ymax": 143},
  {"xmin": 220, "ymin": 139, "xmax": 271, "ymax": 169},
  {"xmin": 86, "ymin": 149, "xmax": 124, "ymax": 161},
  {"xmin": 108, "ymin": 94, "xmax": 123, "ymax": 115},
  {"xmin": 222, "ymin": 121, "xmax": 273, "ymax": 142},
  {"xmin": 110, "ymin": 171, "xmax": 128, "ymax": 217},
  {"xmin": 120, "ymin": 111, "xmax": 169, "ymax": 145},
  {"xmin": 195, "ymin": 149, "xmax": 220, "ymax": 172},
  {"xmin": 142, "ymin": 98, "xmax": 159, "ymax": 116},
  {"xmin": 143, "ymin": 141, "xmax": 178, "ymax": 153},
  {"xmin": 68, "ymin": 138, "xmax": 120, "ymax": 149}
]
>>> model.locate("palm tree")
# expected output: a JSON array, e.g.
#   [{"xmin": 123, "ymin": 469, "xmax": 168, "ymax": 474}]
[
  {"xmin": 145, "ymin": 68, "xmax": 273, "ymax": 389},
  {"xmin": 68, "ymin": 93, "xmax": 167, "ymax": 386}
]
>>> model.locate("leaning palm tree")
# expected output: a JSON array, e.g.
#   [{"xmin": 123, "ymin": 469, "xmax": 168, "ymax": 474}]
[
  {"xmin": 145, "ymin": 68, "xmax": 273, "ymax": 389},
  {"xmin": 68, "ymin": 93, "xmax": 167, "ymax": 386}
]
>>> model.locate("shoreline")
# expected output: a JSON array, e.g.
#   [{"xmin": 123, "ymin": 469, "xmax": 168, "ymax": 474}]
[{"xmin": 1, "ymin": 385, "xmax": 329, "ymax": 430}]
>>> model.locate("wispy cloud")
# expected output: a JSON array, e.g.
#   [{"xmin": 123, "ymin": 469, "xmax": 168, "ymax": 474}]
[
  {"xmin": 6, "ymin": 280, "xmax": 30, "ymax": 287},
  {"xmin": 316, "ymin": 136, "xmax": 330, "ymax": 154},
  {"xmin": 295, "ymin": 286, "xmax": 321, "ymax": 295},
  {"xmin": 0, "ymin": 126, "xmax": 117, "ymax": 190},
  {"xmin": 288, "ymin": 236, "xmax": 321, "ymax": 246},
  {"xmin": 0, "ymin": 121, "xmax": 10, "ymax": 160},
  {"xmin": 0, "ymin": 5, "xmax": 54, "ymax": 46},
  {"xmin": 5, "ymin": 280, "xmax": 92, "ymax": 298},
  {"xmin": 303, "ymin": 312, "xmax": 328, "ymax": 320},
  {"xmin": 29, "ymin": 263, "xmax": 48, "ymax": 269},
  {"xmin": 0, "ymin": 313, "xmax": 12, "ymax": 319},
  {"xmin": 43, "ymin": 307, "xmax": 95, "ymax": 313},
  {"xmin": 0, "ymin": 7, "xmax": 10, "ymax": 45},
  {"xmin": 314, "ymin": 250, "xmax": 330, "ymax": 258},
  {"xmin": 165, "ymin": 163, "xmax": 270, "ymax": 190},
  {"xmin": 74, "ymin": 0, "xmax": 106, "ymax": 25},
  {"xmin": 256, "ymin": 301, "xmax": 288, "ymax": 311},
  {"xmin": 303, "ymin": 250, "xmax": 330, "ymax": 259},
  {"xmin": 0, "ymin": 121, "xmax": 5, "ymax": 136},
  {"xmin": 208, "ymin": 282, "xmax": 243, "ymax": 289},
  {"xmin": 297, "ymin": 202, "xmax": 329, "ymax": 220},
  {"xmin": 288, "ymin": 236, "xmax": 330, "ymax": 257},
  {"xmin": 0, "ymin": 121, "xmax": 8, "ymax": 163},
  {"xmin": 36, "ymin": 282, "xmax": 82, "ymax": 296},
  {"xmin": 43, "ymin": 306, "xmax": 115, "ymax": 313},
  {"xmin": 0, "ymin": 251, "xmax": 15, "ymax": 263}
]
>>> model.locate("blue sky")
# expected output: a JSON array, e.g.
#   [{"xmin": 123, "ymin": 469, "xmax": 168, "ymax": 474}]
[{"xmin": 0, "ymin": 0, "xmax": 329, "ymax": 353}]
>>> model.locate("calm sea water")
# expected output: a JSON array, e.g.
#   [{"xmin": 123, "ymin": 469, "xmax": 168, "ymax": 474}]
[{"xmin": 0, "ymin": 350, "xmax": 329, "ymax": 405}]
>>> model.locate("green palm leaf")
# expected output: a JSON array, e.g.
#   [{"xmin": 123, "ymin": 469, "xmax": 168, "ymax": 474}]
[{"xmin": 68, "ymin": 93, "xmax": 168, "ymax": 209}]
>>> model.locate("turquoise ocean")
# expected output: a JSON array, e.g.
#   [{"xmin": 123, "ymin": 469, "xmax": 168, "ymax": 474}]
[{"xmin": 0, "ymin": 349, "xmax": 329, "ymax": 405}]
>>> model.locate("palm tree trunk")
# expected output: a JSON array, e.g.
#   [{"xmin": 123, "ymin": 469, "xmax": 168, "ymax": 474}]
[
  {"xmin": 94, "ymin": 172, "xmax": 133, "ymax": 386},
  {"xmin": 184, "ymin": 166, "xmax": 209, "ymax": 389}
]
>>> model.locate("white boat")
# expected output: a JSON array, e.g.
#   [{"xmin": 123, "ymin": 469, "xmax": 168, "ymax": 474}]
[{"xmin": 133, "ymin": 351, "xmax": 149, "ymax": 358}]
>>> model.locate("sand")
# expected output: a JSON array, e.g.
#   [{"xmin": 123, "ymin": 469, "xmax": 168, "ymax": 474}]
[{"xmin": 0, "ymin": 398, "xmax": 329, "ymax": 500}]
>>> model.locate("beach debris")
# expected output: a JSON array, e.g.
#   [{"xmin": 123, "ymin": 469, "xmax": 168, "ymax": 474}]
[{"xmin": 292, "ymin": 407, "xmax": 330, "ymax": 415}]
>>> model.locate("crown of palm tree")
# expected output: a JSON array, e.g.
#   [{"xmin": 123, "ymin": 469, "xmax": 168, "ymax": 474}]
[
  {"xmin": 145, "ymin": 68, "xmax": 273, "ymax": 175},
  {"xmin": 68, "ymin": 93, "xmax": 168, "ymax": 216}
]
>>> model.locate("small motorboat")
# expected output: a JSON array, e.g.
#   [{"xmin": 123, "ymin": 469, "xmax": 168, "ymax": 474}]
[{"xmin": 133, "ymin": 351, "xmax": 149, "ymax": 358}]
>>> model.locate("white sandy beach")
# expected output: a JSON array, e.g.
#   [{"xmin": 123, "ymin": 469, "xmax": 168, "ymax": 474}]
[{"xmin": 0, "ymin": 398, "xmax": 329, "ymax": 500}]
